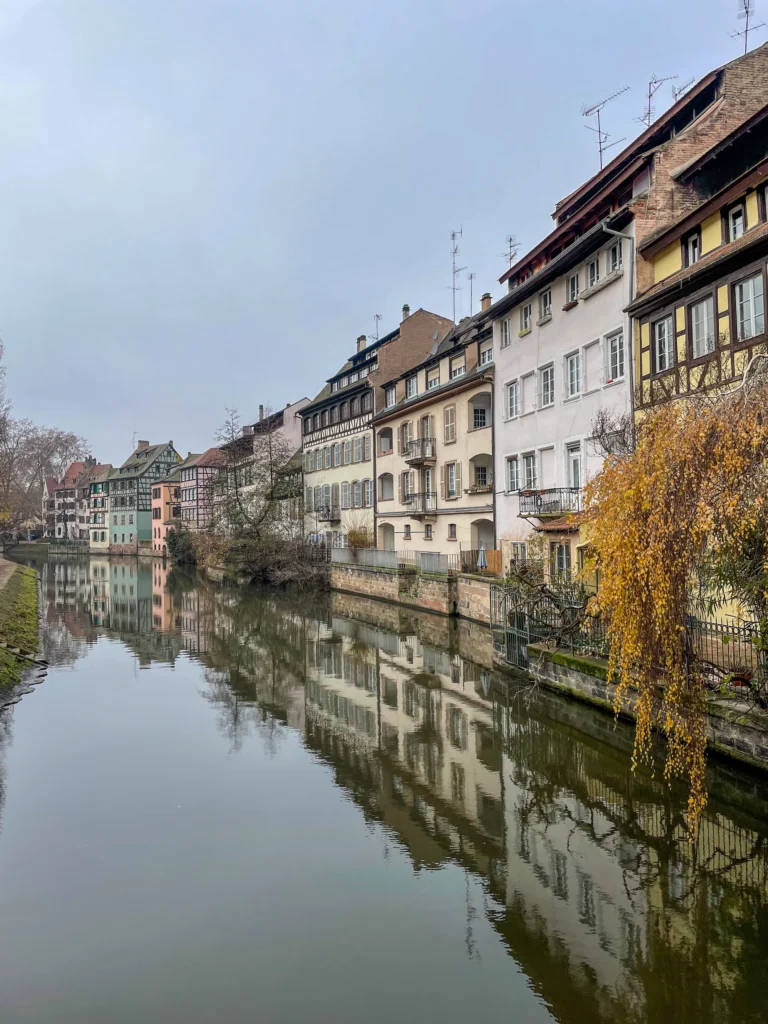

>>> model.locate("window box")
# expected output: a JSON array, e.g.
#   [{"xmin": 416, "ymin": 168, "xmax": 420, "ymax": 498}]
[
  {"xmin": 562, "ymin": 299, "xmax": 578, "ymax": 312},
  {"xmin": 518, "ymin": 327, "xmax": 532, "ymax": 338}
]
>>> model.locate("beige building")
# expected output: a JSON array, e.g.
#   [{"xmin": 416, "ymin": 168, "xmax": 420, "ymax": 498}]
[
  {"xmin": 302, "ymin": 306, "xmax": 454, "ymax": 546},
  {"xmin": 372, "ymin": 307, "xmax": 495, "ymax": 552}
]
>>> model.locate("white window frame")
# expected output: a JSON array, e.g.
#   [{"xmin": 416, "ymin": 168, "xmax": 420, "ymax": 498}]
[
  {"xmin": 353, "ymin": 437, "xmax": 362, "ymax": 463},
  {"xmin": 506, "ymin": 379, "xmax": 520, "ymax": 419},
  {"xmin": 735, "ymin": 273, "xmax": 765, "ymax": 342},
  {"xmin": 685, "ymin": 232, "xmax": 700, "ymax": 267},
  {"xmin": 405, "ymin": 376, "xmax": 417, "ymax": 399},
  {"xmin": 446, "ymin": 462, "xmax": 457, "ymax": 498},
  {"xmin": 539, "ymin": 364, "xmax": 555, "ymax": 408},
  {"xmin": 520, "ymin": 304, "xmax": 532, "ymax": 333},
  {"xmin": 653, "ymin": 315, "xmax": 674, "ymax": 373},
  {"xmin": 426, "ymin": 368, "xmax": 440, "ymax": 390},
  {"xmin": 729, "ymin": 204, "xmax": 745, "ymax": 242},
  {"xmin": 500, "ymin": 318, "xmax": 512, "ymax": 348},
  {"xmin": 539, "ymin": 289, "xmax": 552, "ymax": 319},
  {"xmin": 567, "ymin": 272, "xmax": 579, "ymax": 303},
  {"xmin": 506, "ymin": 456, "xmax": 519, "ymax": 493},
  {"xmin": 479, "ymin": 341, "xmax": 493, "ymax": 366},
  {"xmin": 691, "ymin": 296, "xmax": 715, "ymax": 359},
  {"xmin": 522, "ymin": 452, "xmax": 537, "ymax": 490},
  {"xmin": 385, "ymin": 386, "xmax": 396, "ymax": 408},
  {"xmin": 450, "ymin": 357, "xmax": 466, "ymax": 379},
  {"xmin": 607, "ymin": 240, "xmax": 622, "ymax": 274},
  {"xmin": 604, "ymin": 331, "xmax": 625, "ymax": 383},
  {"xmin": 565, "ymin": 351, "xmax": 581, "ymax": 398},
  {"xmin": 587, "ymin": 258, "xmax": 600, "ymax": 289}
]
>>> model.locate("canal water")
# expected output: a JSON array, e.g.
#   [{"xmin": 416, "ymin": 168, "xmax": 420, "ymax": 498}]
[{"xmin": 0, "ymin": 557, "xmax": 766, "ymax": 1023}]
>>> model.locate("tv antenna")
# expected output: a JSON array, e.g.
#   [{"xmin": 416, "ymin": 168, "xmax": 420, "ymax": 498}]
[
  {"xmin": 450, "ymin": 228, "xmax": 466, "ymax": 323},
  {"xmin": 672, "ymin": 77, "xmax": 695, "ymax": 102},
  {"xmin": 131, "ymin": 431, "xmax": 137, "ymax": 450},
  {"xmin": 467, "ymin": 272, "xmax": 476, "ymax": 315},
  {"xmin": 638, "ymin": 74, "xmax": 677, "ymax": 127},
  {"xmin": 502, "ymin": 235, "xmax": 520, "ymax": 268},
  {"xmin": 371, "ymin": 313, "xmax": 382, "ymax": 342},
  {"xmin": 732, "ymin": 0, "xmax": 765, "ymax": 54},
  {"xmin": 582, "ymin": 86, "xmax": 630, "ymax": 169}
]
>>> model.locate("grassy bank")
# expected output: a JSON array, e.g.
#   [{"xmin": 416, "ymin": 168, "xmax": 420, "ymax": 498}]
[{"xmin": 0, "ymin": 565, "xmax": 39, "ymax": 689}]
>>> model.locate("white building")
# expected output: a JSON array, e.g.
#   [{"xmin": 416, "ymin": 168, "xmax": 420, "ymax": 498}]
[{"xmin": 491, "ymin": 213, "xmax": 637, "ymax": 573}]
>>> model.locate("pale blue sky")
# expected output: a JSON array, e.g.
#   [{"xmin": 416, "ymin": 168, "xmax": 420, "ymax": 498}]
[{"xmin": 0, "ymin": 0, "xmax": 756, "ymax": 459}]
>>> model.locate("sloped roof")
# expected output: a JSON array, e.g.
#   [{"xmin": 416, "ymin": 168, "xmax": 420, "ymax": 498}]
[
  {"xmin": 61, "ymin": 461, "xmax": 85, "ymax": 487},
  {"xmin": 118, "ymin": 442, "xmax": 175, "ymax": 476}
]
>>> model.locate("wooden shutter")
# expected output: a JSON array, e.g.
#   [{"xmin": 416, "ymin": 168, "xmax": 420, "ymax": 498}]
[
  {"xmin": 409, "ymin": 471, "xmax": 415, "ymax": 497},
  {"xmin": 397, "ymin": 426, "xmax": 402, "ymax": 455},
  {"xmin": 429, "ymin": 415, "xmax": 435, "ymax": 440},
  {"xmin": 364, "ymin": 435, "xmax": 371, "ymax": 461},
  {"xmin": 455, "ymin": 462, "xmax": 462, "ymax": 496},
  {"xmin": 397, "ymin": 473, "xmax": 402, "ymax": 503},
  {"xmin": 440, "ymin": 465, "xmax": 446, "ymax": 500}
]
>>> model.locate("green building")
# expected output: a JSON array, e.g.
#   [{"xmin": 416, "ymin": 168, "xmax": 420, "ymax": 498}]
[{"xmin": 109, "ymin": 440, "xmax": 181, "ymax": 554}]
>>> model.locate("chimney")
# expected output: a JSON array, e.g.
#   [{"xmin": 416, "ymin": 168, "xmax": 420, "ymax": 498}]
[
  {"xmin": 402, "ymin": 303, "xmax": 410, "ymax": 321},
  {"xmin": 480, "ymin": 292, "xmax": 492, "ymax": 312},
  {"xmin": 137, "ymin": 440, "xmax": 149, "ymax": 451},
  {"xmin": 357, "ymin": 334, "xmax": 367, "ymax": 354},
  {"xmin": 259, "ymin": 404, "xmax": 264, "ymax": 422}
]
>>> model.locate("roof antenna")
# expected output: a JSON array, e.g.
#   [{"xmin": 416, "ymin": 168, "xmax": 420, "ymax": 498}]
[
  {"xmin": 581, "ymin": 86, "xmax": 630, "ymax": 169},
  {"xmin": 732, "ymin": 0, "xmax": 765, "ymax": 55},
  {"xmin": 450, "ymin": 228, "xmax": 466, "ymax": 323},
  {"xmin": 501, "ymin": 235, "xmax": 520, "ymax": 269},
  {"xmin": 131, "ymin": 431, "xmax": 137, "ymax": 451},
  {"xmin": 467, "ymin": 272, "xmax": 476, "ymax": 315},
  {"xmin": 637, "ymin": 74, "xmax": 677, "ymax": 127},
  {"xmin": 672, "ymin": 78, "xmax": 695, "ymax": 102},
  {"xmin": 370, "ymin": 313, "xmax": 382, "ymax": 343}
]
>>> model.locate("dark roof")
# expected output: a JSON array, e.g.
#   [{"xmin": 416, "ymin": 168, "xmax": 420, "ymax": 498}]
[
  {"xmin": 373, "ymin": 364, "xmax": 492, "ymax": 424},
  {"xmin": 118, "ymin": 442, "xmax": 176, "ymax": 476}
]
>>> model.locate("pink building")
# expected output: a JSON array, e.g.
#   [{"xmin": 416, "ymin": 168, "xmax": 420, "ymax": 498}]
[{"xmin": 151, "ymin": 472, "xmax": 181, "ymax": 556}]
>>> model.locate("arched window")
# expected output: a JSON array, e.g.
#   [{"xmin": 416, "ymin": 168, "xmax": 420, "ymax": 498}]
[
  {"xmin": 350, "ymin": 397, "xmax": 360, "ymax": 416},
  {"xmin": 321, "ymin": 410, "xmax": 328, "ymax": 427},
  {"xmin": 304, "ymin": 417, "xmax": 312, "ymax": 435},
  {"xmin": 378, "ymin": 428, "xmax": 393, "ymax": 453},
  {"xmin": 378, "ymin": 473, "xmax": 394, "ymax": 501},
  {"xmin": 313, "ymin": 413, "xmax": 320, "ymax": 431},
  {"xmin": 340, "ymin": 401, "xmax": 349, "ymax": 420}
]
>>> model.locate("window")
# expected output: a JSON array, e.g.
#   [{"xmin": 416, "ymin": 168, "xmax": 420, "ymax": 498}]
[
  {"xmin": 444, "ymin": 405, "xmax": 456, "ymax": 443},
  {"xmin": 735, "ymin": 273, "xmax": 764, "ymax": 342},
  {"xmin": 340, "ymin": 401, "xmax": 349, "ymax": 420},
  {"xmin": 539, "ymin": 364, "xmax": 555, "ymax": 407},
  {"xmin": 324, "ymin": 447, "xmax": 331, "ymax": 469},
  {"xmin": 539, "ymin": 289, "xmax": 552, "ymax": 319},
  {"xmin": 567, "ymin": 272, "xmax": 579, "ymax": 303},
  {"xmin": 473, "ymin": 404, "xmax": 487, "ymax": 429},
  {"xmin": 377, "ymin": 474, "xmax": 393, "ymax": 501},
  {"xmin": 361, "ymin": 392, "xmax": 372, "ymax": 413},
  {"xmin": 605, "ymin": 332, "xmax": 625, "ymax": 381},
  {"xmin": 446, "ymin": 462, "xmax": 458, "ymax": 498},
  {"xmin": 304, "ymin": 417, "xmax": 312, "ymax": 435},
  {"xmin": 363, "ymin": 435, "xmax": 371, "ymax": 461},
  {"xmin": 654, "ymin": 316, "xmax": 674, "ymax": 372},
  {"xmin": 691, "ymin": 297, "xmax": 715, "ymax": 358},
  {"xmin": 332, "ymin": 443, "xmax": 341, "ymax": 467},
  {"xmin": 349, "ymin": 371, "xmax": 359, "ymax": 384},
  {"xmin": 403, "ymin": 524, "xmax": 411, "ymax": 540},
  {"xmin": 350, "ymin": 398, "xmax": 359, "ymax": 416},
  {"xmin": 330, "ymin": 405, "xmax": 339, "ymax": 424},
  {"xmin": 427, "ymin": 367, "xmax": 440, "ymax": 389},
  {"xmin": 607, "ymin": 240, "xmax": 622, "ymax": 274},
  {"xmin": 506, "ymin": 457, "xmax": 519, "ymax": 492},
  {"xmin": 353, "ymin": 437, "xmax": 362, "ymax": 463},
  {"xmin": 728, "ymin": 204, "xmax": 745, "ymax": 242},
  {"xmin": 475, "ymin": 464, "xmax": 488, "ymax": 487},
  {"xmin": 450, "ymin": 356, "xmax": 465, "ymax": 378},
  {"xmin": 478, "ymin": 340, "xmax": 493, "ymax": 366},
  {"xmin": 500, "ymin": 318, "xmax": 512, "ymax": 348},
  {"xmin": 321, "ymin": 410, "xmax": 328, "ymax": 427},
  {"xmin": 566, "ymin": 352, "xmax": 581, "ymax": 397},
  {"xmin": 313, "ymin": 413, "xmax": 320, "ymax": 431},
  {"xmin": 566, "ymin": 442, "xmax": 582, "ymax": 490},
  {"xmin": 448, "ymin": 523, "xmax": 457, "ymax": 540},
  {"xmin": 550, "ymin": 541, "xmax": 571, "ymax": 574},
  {"xmin": 684, "ymin": 231, "xmax": 700, "ymax": 268},
  {"xmin": 587, "ymin": 258, "xmax": 600, "ymax": 288},
  {"xmin": 113, "ymin": 515, "xmax": 117, "ymax": 525},
  {"xmin": 342, "ymin": 440, "xmax": 351, "ymax": 465},
  {"xmin": 424, "ymin": 524, "xmax": 433, "ymax": 541},
  {"xmin": 385, "ymin": 386, "xmax": 396, "ymax": 408},
  {"xmin": 331, "ymin": 381, "xmax": 339, "ymax": 393},
  {"xmin": 401, "ymin": 471, "xmax": 413, "ymax": 500},
  {"xmin": 121, "ymin": 515, "xmax": 125, "ymax": 525},
  {"xmin": 520, "ymin": 304, "xmax": 532, "ymax": 333},
  {"xmin": 506, "ymin": 379, "xmax": 520, "ymax": 418},
  {"xmin": 523, "ymin": 453, "xmax": 537, "ymax": 489},
  {"xmin": 510, "ymin": 542, "xmax": 527, "ymax": 561},
  {"xmin": 406, "ymin": 376, "xmax": 417, "ymax": 398},
  {"xmin": 363, "ymin": 479, "xmax": 373, "ymax": 507},
  {"xmin": 341, "ymin": 481, "xmax": 351, "ymax": 508},
  {"xmin": 352, "ymin": 481, "xmax": 362, "ymax": 508},
  {"xmin": 378, "ymin": 428, "xmax": 393, "ymax": 454}
]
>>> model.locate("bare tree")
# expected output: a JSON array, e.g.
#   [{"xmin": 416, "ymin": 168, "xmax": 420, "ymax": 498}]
[{"xmin": 588, "ymin": 407, "xmax": 636, "ymax": 460}]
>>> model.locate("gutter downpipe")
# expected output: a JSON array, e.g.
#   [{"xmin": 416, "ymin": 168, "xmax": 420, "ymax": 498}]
[{"xmin": 603, "ymin": 224, "xmax": 636, "ymax": 426}]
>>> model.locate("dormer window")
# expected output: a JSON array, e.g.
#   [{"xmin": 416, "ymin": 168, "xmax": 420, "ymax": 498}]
[
  {"xmin": 683, "ymin": 230, "xmax": 700, "ymax": 268},
  {"xmin": 405, "ymin": 376, "xmax": 418, "ymax": 399},
  {"xmin": 385, "ymin": 387, "xmax": 396, "ymax": 408},
  {"xmin": 728, "ymin": 204, "xmax": 745, "ymax": 242},
  {"xmin": 427, "ymin": 368, "xmax": 440, "ymax": 390}
]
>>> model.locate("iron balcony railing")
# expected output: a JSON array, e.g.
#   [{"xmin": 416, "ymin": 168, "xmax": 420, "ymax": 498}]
[
  {"xmin": 316, "ymin": 504, "xmax": 342, "ymax": 523},
  {"xmin": 404, "ymin": 438, "xmax": 437, "ymax": 464},
  {"xmin": 404, "ymin": 491, "xmax": 437, "ymax": 514},
  {"xmin": 518, "ymin": 487, "xmax": 583, "ymax": 518}
]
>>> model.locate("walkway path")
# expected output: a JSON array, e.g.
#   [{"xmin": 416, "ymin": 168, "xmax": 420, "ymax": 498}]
[{"xmin": 0, "ymin": 557, "xmax": 16, "ymax": 592}]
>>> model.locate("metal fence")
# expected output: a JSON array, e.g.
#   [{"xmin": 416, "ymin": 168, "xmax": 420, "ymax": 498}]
[{"xmin": 330, "ymin": 547, "xmax": 460, "ymax": 574}]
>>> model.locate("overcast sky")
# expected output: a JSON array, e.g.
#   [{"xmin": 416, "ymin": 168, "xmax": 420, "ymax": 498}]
[{"xmin": 0, "ymin": 0, "xmax": 754, "ymax": 460}]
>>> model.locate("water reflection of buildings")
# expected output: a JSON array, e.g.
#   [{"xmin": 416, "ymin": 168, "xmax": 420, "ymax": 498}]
[{"xmin": 34, "ymin": 557, "xmax": 768, "ymax": 1022}]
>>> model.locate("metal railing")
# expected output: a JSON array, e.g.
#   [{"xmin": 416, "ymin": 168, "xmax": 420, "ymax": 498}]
[
  {"xmin": 518, "ymin": 487, "xmax": 583, "ymax": 517},
  {"xmin": 330, "ymin": 547, "xmax": 459, "ymax": 574},
  {"xmin": 404, "ymin": 438, "xmax": 437, "ymax": 464},
  {"xmin": 404, "ymin": 491, "xmax": 437, "ymax": 514},
  {"xmin": 316, "ymin": 504, "xmax": 341, "ymax": 523}
]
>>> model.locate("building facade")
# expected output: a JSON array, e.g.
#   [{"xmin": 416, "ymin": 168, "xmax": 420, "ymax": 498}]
[
  {"xmin": 43, "ymin": 461, "xmax": 85, "ymax": 540},
  {"xmin": 87, "ymin": 465, "xmax": 112, "ymax": 551},
  {"xmin": 151, "ymin": 471, "xmax": 182, "ymax": 555},
  {"xmin": 109, "ymin": 441, "xmax": 181, "ymax": 554},
  {"xmin": 373, "ymin": 312, "xmax": 495, "ymax": 552},
  {"xmin": 302, "ymin": 306, "xmax": 454, "ymax": 545},
  {"xmin": 179, "ymin": 448, "xmax": 226, "ymax": 531}
]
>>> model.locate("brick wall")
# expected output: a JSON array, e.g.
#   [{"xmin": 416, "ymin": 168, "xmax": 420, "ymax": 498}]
[
  {"xmin": 633, "ymin": 44, "xmax": 768, "ymax": 294},
  {"xmin": 370, "ymin": 308, "xmax": 454, "ymax": 410},
  {"xmin": 456, "ymin": 575, "xmax": 492, "ymax": 624},
  {"xmin": 329, "ymin": 565, "xmax": 400, "ymax": 603}
]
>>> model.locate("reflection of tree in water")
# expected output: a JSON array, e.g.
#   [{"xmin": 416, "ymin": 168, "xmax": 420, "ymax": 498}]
[{"xmin": 0, "ymin": 711, "xmax": 13, "ymax": 839}]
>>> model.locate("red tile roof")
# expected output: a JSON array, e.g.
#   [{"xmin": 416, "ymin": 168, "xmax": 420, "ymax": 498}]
[{"xmin": 534, "ymin": 516, "xmax": 580, "ymax": 534}]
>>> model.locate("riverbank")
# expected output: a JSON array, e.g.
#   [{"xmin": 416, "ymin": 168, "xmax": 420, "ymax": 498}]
[{"xmin": 0, "ymin": 560, "xmax": 40, "ymax": 693}]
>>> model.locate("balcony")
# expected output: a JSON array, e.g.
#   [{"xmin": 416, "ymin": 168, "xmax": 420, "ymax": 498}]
[
  {"xmin": 404, "ymin": 438, "xmax": 437, "ymax": 466},
  {"xmin": 518, "ymin": 487, "xmax": 583, "ymax": 518},
  {"xmin": 405, "ymin": 491, "xmax": 437, "ymax": 516},
  {"xmin": 317, "ymin": 504, "xmax": 341, "ymax": 523}
]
